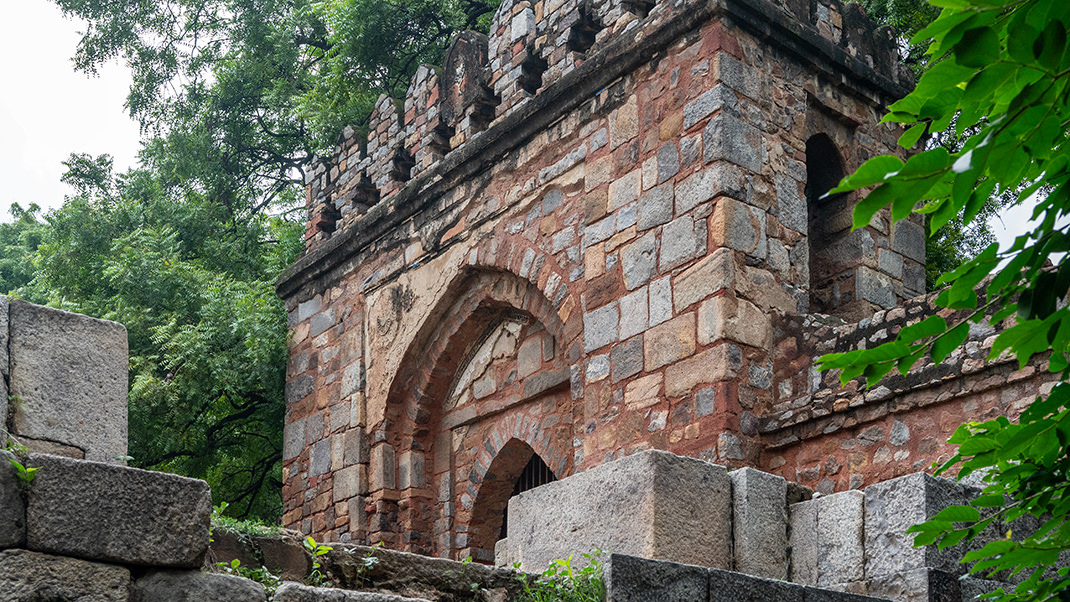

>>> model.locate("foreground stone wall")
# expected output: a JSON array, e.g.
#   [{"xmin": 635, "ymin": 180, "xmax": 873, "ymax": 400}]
[
  {"xmin": 503, "ymin": 449, "xmax": 1042, "ymax": 602},
  {"xmin": 1, "ymin": 297, "xmax": 128, "ymax": 463}
]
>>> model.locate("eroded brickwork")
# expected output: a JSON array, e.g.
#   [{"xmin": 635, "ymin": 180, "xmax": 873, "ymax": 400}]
[{"xmin": 275, "ymin": 0, "xmax": 1037, "ymax": 564}]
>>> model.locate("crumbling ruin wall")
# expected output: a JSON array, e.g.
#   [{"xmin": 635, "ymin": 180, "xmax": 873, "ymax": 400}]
[
  {"xmin": 762, "ymin": 293, "xmax": 1057, "ymax": 493},
  {"xmin": 275, "ymin": 0, "xmax": 1048, "ymax": 568},
  {"xmin": 276, "ymin": 0, "xmax": 920, "ymax": 559}
]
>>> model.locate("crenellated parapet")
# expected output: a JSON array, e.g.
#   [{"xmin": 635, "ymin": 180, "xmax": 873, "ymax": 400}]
[{"xmin": 300, "ymin": 0, "xmax": 912, "ymax": 246}]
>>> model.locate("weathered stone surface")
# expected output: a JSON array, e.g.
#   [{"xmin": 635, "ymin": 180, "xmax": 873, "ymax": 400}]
[
  {"xmin": 856, "ymin": 267, "xmax": 897, "ymax": 309},
  {"xmin": 0, "ymin": 451, "xmax": 25, "ymax": 549},
  {"xmin": 505, "ymin": 450, "xmax": 732, "ymax": 572},
  {"xmin": 708, "ymin": 566, "xmax": 804, "ymax": 602},
  {"xmin": 703, "ymin": 112, "xmax": 761, "ymax": 172},
  {"xmin": 866, "ymin": 568, "xmax": 961, "ymax": 602},
  {"xmin": 0, "ymin": 548, "xmax": 130, "ymax": 602},
  {"xmin": 730, "ymin": 468, "xmax": 787, "ymax": 579},
  {"xmin": 0, "ymin": 297, "xmax": 7, "ymax": 443},
  {"xmin": 26, "ymin": 453, "xmax": 211, "ymax": 567},
  {"xmin": 791, "ymin": 491, "xmax": 865, "ymax": 586},
  {"xmin": 818, "ymin": 491, "xmax": 865, "ymax": 585},
  {"xmin": 605, "ymin": 553, "xmax": 709, "ymax": 602},
  {"xmin": 790, "ymin": 496, "xmax": 819, "ymax": 584},
  {"xmin": 584, "ymin": 301, "xmax": 619, "ymax": 352},
  {"xmin": 864, "ymin": 473, "xmax": 969, "ymax": 579},
  {"xmin": 273, "ymin": 582, "xmax": 431, "ymax": 602},
  {"xmin": 131, "ymin": 570, "xmax": 267, "ymax": 602},
  {"xmin": 9, "ymin": 299, "xmax": 128, "ymax": 463}
]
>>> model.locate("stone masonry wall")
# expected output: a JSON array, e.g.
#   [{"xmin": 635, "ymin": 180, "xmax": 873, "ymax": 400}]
[
  {"xmin": 1, "ymin": 297, "xmax": 129, "ymax": 463},
  {"xmin": 273, "ymin": 0, "xmax": 1040, "ymax": 566},
  {"xmin": 761, "ymin": 292, "xmax": 1057, "ymax": 493}
]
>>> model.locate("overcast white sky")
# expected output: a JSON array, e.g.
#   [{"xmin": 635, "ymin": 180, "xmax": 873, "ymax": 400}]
[
  {"xmin": 0, "ymin": 0, "xmax": 1038, "ymax": 250},
  {"xmin": 0, "ymin": 1, "xmax": 142, "ymax": 219}
]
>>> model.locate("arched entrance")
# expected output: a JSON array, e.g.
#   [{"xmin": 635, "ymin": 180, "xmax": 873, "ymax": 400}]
[{"xmin": 375, "ymin": 267, "xmax": 576, "ymax": 559}]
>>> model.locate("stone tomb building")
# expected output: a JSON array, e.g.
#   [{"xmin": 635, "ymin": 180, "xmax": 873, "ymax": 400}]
[{"xmin": 276, "ymin": 0, "xmax": 1058, "ymax": 562}]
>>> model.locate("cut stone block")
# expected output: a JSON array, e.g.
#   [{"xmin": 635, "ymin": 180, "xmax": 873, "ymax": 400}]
[
  {"xmin": 864, "ymin": 473, "xmax": 970, "ymax": 579},
  {"xmin": 0, "ymin": 450, "xmax": 26, "ymax": 549},
  {"xmin": 790, "ymin": 495, "xmax": 819, "ymax": 585},
  {"xmin": 505, "ymin": 450, "xmax": 732, "ymax": 572},
  {"xmin": 26, "ymin": 453, "xmax": 211, "ymax": 567},
  {"xmin": 0, "ymin": 548, "xmax": 131, "ymax": 601},
  {"xmin": 805, "ymin": 585, "xmax": 888, "ymax": 602},
  {"xmin": 131, "ymin": 570, "xmax": 267, "ymax": 602},
  {"xmin": 866, "ymin": 568, "xmax": 961, "ymax": 602},
  {"xmin": 9, "ymin": 299, "xmax": 129, "ymax": 462},
  {"xmin": 708, "ymin": 566, "xmax": 805, "ymax": 602},
  {"xmin": 960, "ymin": 577, "xmax": 1006, "ymax": 602},
  {"xmin": 730, "ymin": 467, "xmax": 788, "ymax": 579},
  {"xmin": 273, "ymin": 582, "xmax": 431, "ymax": 602},
  {"xmin": 791, "ymin": 490, "xmax": 865, "ymax": 586},
  {"xmin": 605, "ymin": 553, "xmax": 709, "ymax": 602}
]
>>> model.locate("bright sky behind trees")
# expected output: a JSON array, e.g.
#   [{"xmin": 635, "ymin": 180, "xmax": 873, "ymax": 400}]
[{"xmin": 0, "ymin": 0, "xmax": 1040, "ymax": 247}]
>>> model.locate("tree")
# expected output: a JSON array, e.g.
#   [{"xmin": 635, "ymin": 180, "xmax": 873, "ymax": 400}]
[
  {"xmin": 12, "ymin": 154, "xmax": 303, "ymax": 520},
  {"xmin": 53, "ymin": 0, "xmax": 501, "ymax": 220},
  {"xmin": 818, "ymin": 1, "xmax": 1070, "ymax": 601},
  {"xmin": 860, "ymin": 0, "xmax": 1011, "ymax": 289}
]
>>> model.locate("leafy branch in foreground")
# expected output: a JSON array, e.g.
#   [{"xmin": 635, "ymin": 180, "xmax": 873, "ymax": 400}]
[{"xmin": 817, "ymin": 2, "xmax": 1069, "ymax": 601}]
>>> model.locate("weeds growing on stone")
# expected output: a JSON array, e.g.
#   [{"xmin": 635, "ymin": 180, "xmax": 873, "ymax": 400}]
[
  {"xmin": 516, "ymin": 550, "xmax": 605, "ymax": 602},
  {"xmin": 216, "ymin": 558, "xmax": 283, "ymax": 593}
]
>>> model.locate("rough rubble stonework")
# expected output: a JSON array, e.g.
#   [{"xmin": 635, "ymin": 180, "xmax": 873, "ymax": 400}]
[{"xmin": 276, "ymin": 0, "xmax": 1055, "ymax": 568}]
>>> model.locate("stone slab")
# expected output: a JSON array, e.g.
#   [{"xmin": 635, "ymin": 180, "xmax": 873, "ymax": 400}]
[
  {"xmin": 790, "ymin": 495, "xmax": 819, "ymax": 585},
  {"xmin": 866, "ymin": 568, "xmax": 961, "ymax": 602},
  {"xmin": 26, "ymin": 453, "xmax": 211, "ymax": 567},
  {"xmin": 0, "ymin": 548, "xmax": 130, "ymax": 602},
  {"xmin": 273, "ymin": 583, "xmax": 431, "ymax": 602},
  {"xmin": 730, "ymin": 467, "xmax": 788, "ymax": 579},
  {"xmin": 131, "ymin": 570, "xmax": 267, "ymax": 602},
  {"xmin": 0, "ymin": 450, "xmax": 26, "ymax": 549},
  {"xmin": 504, "ymin": 450, "xmax": 732, "ymax": 572},
  {"xmin": 708, "ymin": 566, "xmax": 805, "ymax": 602},
  {"xmin": 9, "ymin": 299, "xmax": 129, "ymax": 462},
  {"xmin": 864, "ymin": 473, "xmax": 970, "ymax": 579},
  {"xmin": 605, "ymin": 553, "xmax": 709, "ymax": 602}
]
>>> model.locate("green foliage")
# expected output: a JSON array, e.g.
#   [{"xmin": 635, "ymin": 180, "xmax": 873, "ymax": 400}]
[
  {"xmin": 303, "ymin": 536, "xmax": 334, "ymax": 587},
  {"xmin": 516, "ymin": 550, "xmax": 605, "ymax": 602},
  {"xmin": 53, "ymin": 0, "xmax": 501, "ymax": 220},
  {"xmin": 216, "ymin": 558, "xmax": 284, "ymax": 593},
  {"xmin": 818, "ymin": 2, "xmax": 1070, "ymax": 601},
  {"xmin": 857, "ymin": 0, "xmax": 1010, "ymax": 288},
  {"xmin": 6, "ymin": 457, "xmax": 36, "ymax": 487},
  {"xmin": 6, "ymin": 155, "xmax": 302, "ymax": 521},
  {"xmin": 211, "ymin": 503, "xmax": 284, "ymax": 538}
]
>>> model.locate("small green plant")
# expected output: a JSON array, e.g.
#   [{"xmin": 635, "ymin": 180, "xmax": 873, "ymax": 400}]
[
  {"xmin": 348, "ymin": 543, "xmax": 382, "ymax": 588},
  {"xmin": 516, "ymin": 549, "xmax": 605, "ymax": 602},
  {"xmin": 7, "ymin": 457, "xmax": 36, "ymax": 486},
  {"xmin": 216, "ymin": 558, "xmax": 283, "ymax": 593},
  {"xmin": 4, "ymin": 435, "xmax": 35, "ymax": 490},
  {"xmin": 303, "ymin": 536, "xmax": 334, "ymax": 587}
]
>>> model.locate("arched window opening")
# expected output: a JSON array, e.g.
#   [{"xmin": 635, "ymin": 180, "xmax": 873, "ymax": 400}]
[
  {"xmin": 806, "ymin": 133, "xmax": 850, "ymax": 314},
  {"xmin": 499, "ymin": 453, "xmax": 557, "ymax": 540}
]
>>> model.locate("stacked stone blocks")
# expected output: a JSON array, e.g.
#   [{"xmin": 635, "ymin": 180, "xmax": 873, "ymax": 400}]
[{"xmin": 501, "ymin": 449, "xmax": 1048, "ymax": 602}]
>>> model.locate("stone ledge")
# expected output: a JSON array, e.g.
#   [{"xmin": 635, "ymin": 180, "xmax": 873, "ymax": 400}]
[{"xmin": 25, "ymin": 453, "xmax": 211, "ymax": 568}]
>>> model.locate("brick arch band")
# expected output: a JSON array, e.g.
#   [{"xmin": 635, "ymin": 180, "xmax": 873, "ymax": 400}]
[
  {"xmin": 375, "ymin": 245, "xmax": 580, "ymax": 557},
  {"xmin": 381, "ymin": 265, "xmax": 576, "ymax": 444},
  {"xmin": 464, "ymin": 418, "xmax": 570, "ymax": 557}
]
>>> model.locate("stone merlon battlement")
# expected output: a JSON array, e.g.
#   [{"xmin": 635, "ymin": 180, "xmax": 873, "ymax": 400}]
[{"xmin": 281, "ymin": 0, "xmax": 910, "ymax": 296}]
